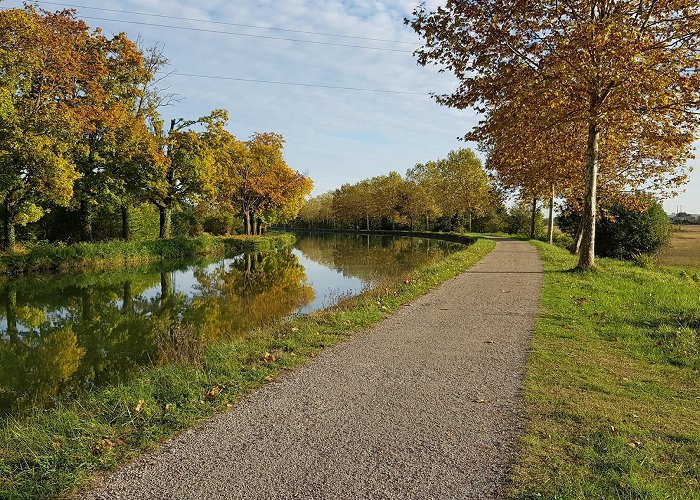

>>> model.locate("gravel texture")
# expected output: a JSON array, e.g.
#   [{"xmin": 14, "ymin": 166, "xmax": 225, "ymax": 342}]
[{"xmin": 83, "ymin": 239, "xmax": 542, "ymax": 500}]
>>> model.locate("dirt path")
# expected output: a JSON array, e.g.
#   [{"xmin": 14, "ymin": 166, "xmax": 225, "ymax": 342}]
[{"xmin": 84, "ymin": 239, "xmax": 542, "ymax": 499}]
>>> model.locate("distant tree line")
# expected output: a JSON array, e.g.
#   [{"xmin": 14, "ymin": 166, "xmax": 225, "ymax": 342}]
[
  {"xmin": 293, "ymin": 148, "xmax": 546, "ymax": 236},
  {"xmin": 0, "ymin": 6, "xmax": 312, "ymax": 251}
]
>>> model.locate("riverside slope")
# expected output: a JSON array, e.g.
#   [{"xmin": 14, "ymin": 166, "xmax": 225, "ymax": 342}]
[{"xmin": 84, "ymin": 239, "xmax": 542, "ymax": 499}]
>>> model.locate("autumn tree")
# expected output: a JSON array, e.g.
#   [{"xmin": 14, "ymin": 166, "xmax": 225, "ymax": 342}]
[
  {"xmin": 408, "ymin": 1, "xmax": 700, "ymax": 269},
  {"xmin": 212, "ymin": 128, "xmax": 312, "ymax": 235},
  {"xmin": 148, "ymin": 111, "xmax": 223, "ymax": 238},
  {"xmin": 70, "ymin": 32, "xmax": 156, "ymax": 241},
  {"xmin": 408, "ymin": 149, "xmax": 491, "ymax": 232},
  {"xmin": 0, "ymin": 7, "xmax": 87, "ymax": 250}
]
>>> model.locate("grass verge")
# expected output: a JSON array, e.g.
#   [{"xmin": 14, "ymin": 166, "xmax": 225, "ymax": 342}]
[
  {"xmin": 512, "ymin": 241, "xmax": 700, "ymax": 499},
  {"xmin": 0, "ymin": 237, "xmax": 494, "ymax": 499},
  {"xmin": 0, "ymin": 233, "xmax": 296, "ymax": 275}
]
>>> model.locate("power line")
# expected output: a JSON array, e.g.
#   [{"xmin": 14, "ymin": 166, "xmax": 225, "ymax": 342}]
[
  {"xmin": 36, "ymin": 1, "xmax": 416, "ymax": 46},
  {"xmin": 78, "ymin": 16, "xmax": 413, "ymax": 53},
  {"xmin": 161, "ymin": 72, "xmax": 429, "ymax": 96}
]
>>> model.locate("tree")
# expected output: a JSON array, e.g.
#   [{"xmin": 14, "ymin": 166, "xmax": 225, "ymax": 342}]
[
  {"xmin": 213, "ymin": 129, "xmax": 312, "ymax": 235},
  {"xmin": 0, "ymin": 7, "xmax": 88, "ymax": 250},
  {"xmin": 70, "ymin": 32, "xmax": 154, "ymax": 241},
  {"xmin": 408, "ymin": 1, "xmax": 700, "ymax": 269},
  {"xmin": 148, "ymin": 111, "xmax": 223, "ymax": 238},
  {"xmin": 408, "ymin": 149, "xmax": 492, "ymax": 232}
]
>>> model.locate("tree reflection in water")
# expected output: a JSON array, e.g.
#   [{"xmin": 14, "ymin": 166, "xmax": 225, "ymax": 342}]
[
  {"xmin": 0, "ymin": 234, "xmax": 462, "ymax": 416},
  {"xmin": 0, "ymin": 249, "xmax": 313, "ymax": 415}
]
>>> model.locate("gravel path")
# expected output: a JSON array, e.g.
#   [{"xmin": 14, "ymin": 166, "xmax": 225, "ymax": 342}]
[{"xmin": 83, "ymin": 239, "xmax": 542, "ymax": 500}]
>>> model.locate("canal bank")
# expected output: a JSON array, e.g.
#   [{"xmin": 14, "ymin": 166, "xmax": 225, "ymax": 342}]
[
  {"xmin": 0, "ymin": 233, "xmax": 296, "ymax": 276},
  {"xmin": 0, "ymin": 234, "xmax": 494, "ymax": 498}
]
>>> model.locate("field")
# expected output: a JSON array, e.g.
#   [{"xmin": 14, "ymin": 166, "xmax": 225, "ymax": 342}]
[{"xmin": 659, "ymin": 225, "xmax": 700, "ymax": 268}]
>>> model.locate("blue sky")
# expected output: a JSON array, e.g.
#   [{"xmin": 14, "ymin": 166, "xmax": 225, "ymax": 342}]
[{"xmin": 8, "ymin": 0, "xmax": 700, "ymax": 213}]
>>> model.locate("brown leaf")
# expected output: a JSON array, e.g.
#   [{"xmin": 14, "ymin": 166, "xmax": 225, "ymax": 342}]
[
  {"xmin": 263, "ymin": 352, "xmax": 276, "ymax": 363},
  {"xmin": 610, "ymin": 425, "xmax": 618, "ymax": 437},
  {"xmin": 204, "ymin": 385, "xmax": 222, "ymax": 401}
]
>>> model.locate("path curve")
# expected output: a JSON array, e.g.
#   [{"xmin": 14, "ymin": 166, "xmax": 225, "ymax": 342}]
[{"xmin": 83, "ymin": 239, "xmax": 542, "ymax": 499}]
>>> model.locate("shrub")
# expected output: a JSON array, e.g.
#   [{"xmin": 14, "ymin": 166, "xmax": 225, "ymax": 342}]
[
  {"xmin": 596, "ymin": 199, "xmax": 672, "ymax": 259},
  {"xmin": 202, "ymin": 213, "xmax": 233, "ymax": 236}
]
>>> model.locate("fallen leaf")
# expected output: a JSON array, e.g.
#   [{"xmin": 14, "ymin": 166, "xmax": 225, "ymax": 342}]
[
  {"xmin": 264, "ymin": 352, "xmax": 276, "ymax": 363},
  {"xmin": 484, "ymin": 340, "xmax": 495, "ymax": 344},
  {"xmin": 135, "ymin": 399, "xmax": 144, "ymax": 413},
  {"xmin": 610, "ymin": 425, "xmax": 618, "ymax": 437},
  {"xmin": 204, "ymin": 385, "xmax": 222, "ymax": 401},
  {"xmin": 291, "ymin": 327, "xmax": 299, "ymax": 333}
]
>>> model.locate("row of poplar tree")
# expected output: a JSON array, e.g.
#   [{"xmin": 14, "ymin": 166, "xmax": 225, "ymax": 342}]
[{"xmin": 0, "ymin": 6, "xmax": 312, "ymax": 251}]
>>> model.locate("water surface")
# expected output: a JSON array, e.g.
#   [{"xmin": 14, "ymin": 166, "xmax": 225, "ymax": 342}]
[{"xmin": 0, "ymin": 233, "xmax": 462, "ymax": 416}]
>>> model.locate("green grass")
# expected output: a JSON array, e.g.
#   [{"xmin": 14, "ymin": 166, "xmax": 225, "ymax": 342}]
[
  {"xmin": 0, "ymin": 233, "xmax": 296, "ymax": 275},
  {"xmin": 0, "ymin": 237, "xmax": 494, "ymax": 499},
  {"xmin": 512, "ymin": 242, "xmax": 700, "ymax": 499}
]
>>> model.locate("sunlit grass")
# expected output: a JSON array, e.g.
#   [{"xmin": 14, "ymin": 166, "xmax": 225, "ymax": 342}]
[{"xmin": 512, "ymin": 242, "xmax": 700, "ymax": 499}]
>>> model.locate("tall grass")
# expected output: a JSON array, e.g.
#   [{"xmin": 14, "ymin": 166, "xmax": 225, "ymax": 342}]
[{"xmin": 0, "ymin": 233, "xmax": 296, "ymax": 275}]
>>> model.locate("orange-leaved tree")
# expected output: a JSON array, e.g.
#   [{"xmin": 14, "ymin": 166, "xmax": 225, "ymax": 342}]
[{"xmin": 408, "ymin": 1, "xmax": 700, "ymax": 269}]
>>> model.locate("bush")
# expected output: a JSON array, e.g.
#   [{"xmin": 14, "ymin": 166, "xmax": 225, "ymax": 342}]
[
  {"xmin": 202, "ymin": 213, "xmax": 233, "ymax": 236},
  {"xmin": 596, "ymin": 199, "xmax": 672, "ymax": 259}
]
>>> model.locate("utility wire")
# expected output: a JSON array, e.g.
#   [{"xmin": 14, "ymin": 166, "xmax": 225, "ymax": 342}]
[
  {"xmin": 161, "ymin": 72, "xmax": 430, "ymax": 96},
  {"xmin": 79, "ymin": 16, "xmax": 413, "ymax": 53},
  {"xmin": 37, "ymin": 1, "xmax": 415, "ymax": 45}
]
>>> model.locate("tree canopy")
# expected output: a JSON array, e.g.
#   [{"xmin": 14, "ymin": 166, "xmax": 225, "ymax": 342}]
[{"xmin": 408, "ymin": 0, "xmax": 700, "ymax": 269}]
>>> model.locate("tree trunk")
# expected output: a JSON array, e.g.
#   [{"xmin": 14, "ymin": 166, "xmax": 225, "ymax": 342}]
[
  {"xmin": 425, "ymin": 214, "xmax": 429, "ymax": 231},
  {"xmin": 80, "ymin": 199, "xmax": 93, "ymax": 241},
  {"xmin": 3, "ymin": 197, "xmax": 15, "ymax": 252},
  {"xmin": 366, "ymin": 214, "xmax": 370, "ymax": 231},
  {"xmin": 255, "ymin": 218, "xmax": 262, "ymax": 235},
  {"xmin": 530, "ymin": 197, "xmax": 538, "ymax": 239},
  {"xmin": 121, "ymin": 203, "xmax": 130, "ymax": 241},
  {"xmin": 468, "ymin": 211, "xmax": 473, "ymax": 233},
  {"xmin": 160, "ymin": 272, "xmax": 173, "ymax": 302},
  {"xmin": 243, "ymin": 211, "xmax": 252, "ymax": 235},
  {"xmin": 577, "ymin": 119, "xmax": 600, "ymax": 270},
  {"xmin": 123, "ymin": 281, "xmax": 133, "ymax": 313},
  {"xmin": 547, "ymin": 185, "xmax": 555, "ymax": 245},
  {"xmin": 159, "ymin": 205, "xmax": 172, "ymax": 239},
  {"xmin": 5, "ymin": 286, "xmax": 18, "ymax": 344}
]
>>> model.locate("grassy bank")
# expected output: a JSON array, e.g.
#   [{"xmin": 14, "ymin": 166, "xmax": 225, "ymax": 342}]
[
  {"xmin": 0, "ymin": 237, "xmax": 495, "ymax": 499},
  {"xmin": 0, "ymin": 233, "xmax": 296, "ymax": 275},
  {"xmin": 512, "ymin": 242, "xmax": 700, "ymax": 499}
]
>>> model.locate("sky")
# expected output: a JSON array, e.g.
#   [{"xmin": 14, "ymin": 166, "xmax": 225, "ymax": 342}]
[{"xmin": 6, "ymin": 0, "xmax": 700, "ymax": 214}]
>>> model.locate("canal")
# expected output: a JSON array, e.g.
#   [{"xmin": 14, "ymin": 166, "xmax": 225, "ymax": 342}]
[{"xmin": 0, "ymin": 233, "xmax": 463, "ymax": 416}]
